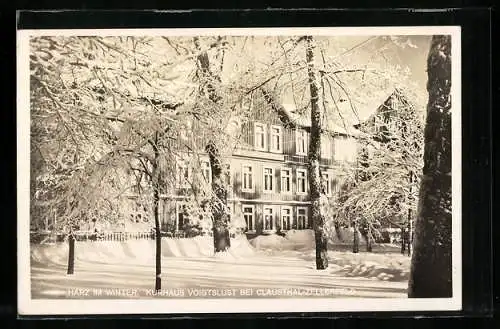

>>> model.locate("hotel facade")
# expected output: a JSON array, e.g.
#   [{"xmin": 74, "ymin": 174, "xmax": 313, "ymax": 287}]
[{"xmin": 145, "ymin": 91, "xmax": 360, "ymax": 237}]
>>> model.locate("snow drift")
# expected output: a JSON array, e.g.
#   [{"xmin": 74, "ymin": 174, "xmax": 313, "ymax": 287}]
[
  {"xmin": 248, "ymin": 229, "xmax": 383, "ymax": 251},
  {"xmin": 248, "ymin": 230, "xmax": 409, "ymax": 282},
  {"xmin": 31, "ymin": 232, "xmax": 409, "ymax": 283},
  {"xmin": 31, "ymin": 234, "xmax": 255, "ymax": 266},
  {"xmin": 249, "ymin": 230, "xmax": 315, "ymax": 251},
  {"xmin": 329, "ymin": 252, "xmax": 410, "ymax": 281},
  {"xmin": 249, "ymin": 234, "xmax": 287, "ymax": 250},
  {"xmin": 328, "ymin": 228, "xmax": 368, "ymax": 244}
]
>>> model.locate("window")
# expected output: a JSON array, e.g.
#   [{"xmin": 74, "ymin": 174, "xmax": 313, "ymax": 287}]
[
  {"xmin": 177, "ymin": 163, "xmax": 191, "ymax": 188},
  {"xmin": 202, "ymin": 161, "xmax": 211, "ymax": 183},
  {"xmin": 176, "ymin": 203, "xmax": 189, "ymax": 231},
  {"xmin": 263, "ymin": 167, "xmax": 274, "ymax": 192},
  {"xmin": 281, "ymin": 168, "xmax": 291, "ymax": 194},
  {"xmin": 242, "ymin": 165, "xmax": 254, "ymax": 192},
  {"xmin": 332, "ymin": 179, "xmax": 339, "ymax": 195},
  {"xmin": 254, "ymin": 123, "xmax": 266, "ymax": 151},
  {"xmin": 321, "ymin": 136, "xmax": 332, "ymax": 159},
  {"xmin": 243, "ymin": 205, "xmax": 255, "ymax": 231},
  {"xmin": 264, "ymin": 207, "xmax": 274, "ymax": 231},
  {"xmin": 281, "ymin": 207, "xmax": 292, "ymax": 231},
  {"xmin": 296, "ymin": 129, "xmax": 307, "ymax": 155},
  {"xmin": 270, "ymin": 125, "xmax": 282, "ymax": 153},
  {"xmin": 297, "ymin": 169, "xmax": 307, "ymax": 194},
  {"xmin": 297, "ymin": 207, "xmax": 308, "ymax": 229},
  {"xmin": 130, "ymin": 202, "xmax": 147, "ymax": 223},
  {"xmin": 321, "ymin": 172, "xmax": 331, "ymax": 195}
]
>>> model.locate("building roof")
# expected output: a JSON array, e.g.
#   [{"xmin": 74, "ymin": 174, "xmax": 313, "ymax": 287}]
[
  {"xmin": 269, "ymin": 87, "xmax": 421, "ymax": 140},
  {"xmin": 280, "ymin": 103, "xmax": 360, "ymax": 137},
  {"xmin": 352, "ymin": 88, "xmax": 424, "ymax": 143},
  {"xmin": 353, "ymin": 87, "xmax": 420, "ymax": 130}
]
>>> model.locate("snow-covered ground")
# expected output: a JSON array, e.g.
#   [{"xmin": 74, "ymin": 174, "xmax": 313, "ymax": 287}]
[{"xmin": 30, "ymin": 230, "xmax": 410, "ymax": 299}]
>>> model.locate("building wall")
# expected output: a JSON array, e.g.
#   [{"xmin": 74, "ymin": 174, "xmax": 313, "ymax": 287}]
[
  {"xmin": 158, "ymin": 124, "xmax": 353, "ymax": 236},
  {"xmin": 128, "ymin": 93, "xmax": 359, "ymax": 236}
]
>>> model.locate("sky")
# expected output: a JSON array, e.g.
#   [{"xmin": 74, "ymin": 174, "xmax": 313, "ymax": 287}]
[
  {"xmin": 47, "ymin": 35, "xmax": 432, "ymax": 127},
  {"xmin": 107, "ymin": 35, "xmax": 432, "ymax": 117},
  {"xmin": 375, "ymin": 35, "xmax": 432, "ymax": 91},
  {"xmin": 319, "ymin": 35, "xmax": 431, "ymax": 91},
  {"xmin": 276, "ymin": 35, "xmax": 432, "ymax": 123}
]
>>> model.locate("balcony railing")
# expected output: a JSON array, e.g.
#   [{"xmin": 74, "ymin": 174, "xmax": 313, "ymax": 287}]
[
  {"xmin": 284, "ymin": 154, "xmax": 307, "ymax": 163},
  {"xmin": 284, "ymin": 154, "xmax": 336, "ymax": 166}
]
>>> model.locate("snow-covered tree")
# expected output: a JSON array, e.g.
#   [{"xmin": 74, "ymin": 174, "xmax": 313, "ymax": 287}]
[
  {"xmin": 305, "ymin": 35, "xmax": 329, "ymax": 269},
  {"xmin": 30, "ymin": 35, "xmax": 263, "ymax": 281},
  {"xmin": 408, "ymin": 35, "xmax": 452, "ymax": 298},
  {"xmin": 330, "ymin": 87, "xmax": 426, "ymax": 254},
  {"xmin": 30, "ymin": 36, "xmax": 193, "ymax": 281},
  {"xmin": 250, "ymin": 35, "xmax": 426, "ymax": 261}
]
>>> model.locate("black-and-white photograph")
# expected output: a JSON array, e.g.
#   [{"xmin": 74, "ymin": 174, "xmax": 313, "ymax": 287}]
[{"xmin": 17, "ymin": 26, "xmax": 461, "ymax": 315}]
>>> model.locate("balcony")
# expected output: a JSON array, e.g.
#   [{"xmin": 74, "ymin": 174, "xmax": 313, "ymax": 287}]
[
  {"xmin": 284, "ymin": 154, "xmax": 336, "ymax": 166},
  {"xmin": 232, "ymin": 148, "xmax": 285, "ymax": 162},
  {"xmin": 284, "ymin": 154, "xmax": 308, "ymax": 164}
]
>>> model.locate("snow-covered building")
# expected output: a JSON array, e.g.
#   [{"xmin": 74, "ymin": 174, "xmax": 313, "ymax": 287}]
[
  {"xmin": 119, "ymin": 87, "xmax": 421, "ymax": 240},
  {"xmin": 142, "ymin": 89, "xmax": 362, "ymax": 237}
]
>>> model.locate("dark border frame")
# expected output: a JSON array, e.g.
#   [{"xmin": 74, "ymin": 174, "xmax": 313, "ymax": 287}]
[{"xmin": 11, "ymin": 8, "xmax": 493, "ymax": 320}]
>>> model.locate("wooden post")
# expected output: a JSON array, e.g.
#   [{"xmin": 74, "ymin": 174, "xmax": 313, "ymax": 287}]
[{"xmin": 67, "ymin": 233, "xmax": 75, "ymax": 275}]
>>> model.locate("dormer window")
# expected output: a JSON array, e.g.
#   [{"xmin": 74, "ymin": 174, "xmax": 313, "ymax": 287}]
[
  {"xmin": 296, "ymin": 129, "xmax": 307, "ymax": 155},
  {"xmin": 254, "ymin": 123, "xmax": 267, "ymax": 151}
]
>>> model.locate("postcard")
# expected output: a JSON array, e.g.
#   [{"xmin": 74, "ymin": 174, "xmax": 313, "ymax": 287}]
[{"xmin": 17, "ymin": 25, "xmax": 461, "ymax": 315}]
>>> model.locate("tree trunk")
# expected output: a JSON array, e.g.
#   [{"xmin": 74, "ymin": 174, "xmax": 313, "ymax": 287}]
[
  {"xmin": 306, "ymin": 36, "xmax": 328, "ymax": 270},
  {"xmin": 358, "ymin": 145, "xmax": 371, "ymax": 253},
  {"xmin": 366, "ymin": 228, "xmax": 373, "ymax": 252},
  {"xmin": 408, "ymin": 35, "xmax": 452, "ymax": 298},
  {"xmin": 195, "ymin": 38, "xmax": 231, "ymax": 253},
  {"xmin": 401, "ymin": 227, "xmax": 406, "ymax": 254},
  {"xmin": 154, "ymin": 194, "xmax": 161, "ymax": 291},
  {"xmin": 407, "ymin": 171, "xmax": 413, "ymax": 256},
  {"xmin": 407, "ymin": 209, "xmax": 412, "ymax": 256},
  {"xmin": 152, "ymin": 133, "xmax": 162, "ymax": 291},
  {"xmin": 334, "ymin": 222, "xmax": 343, "ymax": 242},
  {"xmin": 66, "ymin": 233, "xmax": 75, "ymax": 275},
  {"xmin": 207, "ymin": 141, "xmax": 231, "ymax": 252},
  {"xmin": 353, "ymin": 220, "xmax": 360, "ymax": 253}
]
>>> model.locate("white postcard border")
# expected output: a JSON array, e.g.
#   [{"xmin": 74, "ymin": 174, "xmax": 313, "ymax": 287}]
[{"xmin": 17, "ymin": 25, "xmax": 462, "ymax": 315}]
